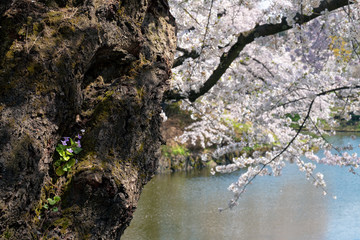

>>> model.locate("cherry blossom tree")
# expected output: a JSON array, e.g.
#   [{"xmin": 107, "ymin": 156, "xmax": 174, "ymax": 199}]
[{"xmin": 164, "ymin": 0, "xmax": 360, "ymax": 209}]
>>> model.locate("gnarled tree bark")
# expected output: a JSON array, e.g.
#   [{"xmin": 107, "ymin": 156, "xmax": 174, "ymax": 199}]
[{"xmin": 0, "ymin": 0, "xmax": 176, "ymax": 239}]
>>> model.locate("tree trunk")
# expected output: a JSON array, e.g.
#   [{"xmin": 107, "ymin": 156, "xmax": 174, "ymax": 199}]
[{"xmin": 0, "ymin": 0, "xmax": 176, "ymax": 239}]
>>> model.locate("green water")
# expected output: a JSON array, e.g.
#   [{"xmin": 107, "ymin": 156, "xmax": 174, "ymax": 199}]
[{"xmin": 123, "ymin": 133, "xmax": 360, "ymax": 240}]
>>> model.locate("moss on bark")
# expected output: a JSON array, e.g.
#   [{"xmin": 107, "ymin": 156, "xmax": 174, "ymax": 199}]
[{"xmin": 0, "ymin": 0, "xmax": 176, "ymax": 239}]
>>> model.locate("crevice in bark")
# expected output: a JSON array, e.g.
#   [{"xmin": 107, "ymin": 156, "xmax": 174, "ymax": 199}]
[{"xmin": 0, "ymin": 0, "xmax": 176, "ymax": 239}]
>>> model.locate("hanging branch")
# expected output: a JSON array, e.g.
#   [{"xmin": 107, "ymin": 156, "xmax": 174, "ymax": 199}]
[
  {"xmin": 221, "ymin": 98, "xmax": 316, "ymax": 211},
  {"xmin": 219, "ymin": 84, "xmax": 360, "ymax": 210}
]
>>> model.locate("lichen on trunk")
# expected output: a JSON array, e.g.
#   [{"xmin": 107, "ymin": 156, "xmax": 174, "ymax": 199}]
[{"xmin": 0, "ymin": 0, "xmax": 176, "ymax": 239}]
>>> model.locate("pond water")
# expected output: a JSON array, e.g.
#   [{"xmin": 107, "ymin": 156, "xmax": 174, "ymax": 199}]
[{"xmin": 122, "ymin": 133, "xmax": 360, "ymax": 240}]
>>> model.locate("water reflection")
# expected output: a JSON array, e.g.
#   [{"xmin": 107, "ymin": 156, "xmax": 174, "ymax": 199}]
[{"xmin": 123, "ymin": 133, "xmax": 360, "ymax": 240}]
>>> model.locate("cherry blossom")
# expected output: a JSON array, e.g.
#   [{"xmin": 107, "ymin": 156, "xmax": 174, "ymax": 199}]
[{"xmin": 166, "ymin": 0, "xmax": 360, "ymax": 208}]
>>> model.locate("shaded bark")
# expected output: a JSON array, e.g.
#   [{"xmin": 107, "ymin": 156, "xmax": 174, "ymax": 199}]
[{"xmin": 0, "ymin": 0, "xmax": 176, "ymax": 239}]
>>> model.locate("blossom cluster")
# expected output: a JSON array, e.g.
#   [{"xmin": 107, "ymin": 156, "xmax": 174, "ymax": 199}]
[{"xmin": 168, "ymin": 0, "xmax": 360, "ymax": 206}]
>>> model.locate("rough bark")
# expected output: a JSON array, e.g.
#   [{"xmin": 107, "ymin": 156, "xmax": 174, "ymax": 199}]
[{"xmin": 0, "ymin": 0, "xmax": 176, "ymax": 239}]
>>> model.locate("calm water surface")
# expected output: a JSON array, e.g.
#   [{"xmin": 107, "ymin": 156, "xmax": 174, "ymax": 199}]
[{"xmin": 123, "ymin": 133, "xmax": 360, "ymax": 240}]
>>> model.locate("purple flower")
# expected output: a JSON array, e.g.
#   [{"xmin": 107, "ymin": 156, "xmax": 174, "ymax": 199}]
[
  {"xmin": 67, "ymin": 148, "xmax": 73, "ymax": 153},
  {"xmin": 61, "ymin": 140, "xmax": 67, "ymax": 146},
  {"xmin": 77, "ymin": 134, "xmax": 82, "ymax": 139},
  {"xmin": 63, "ymin": 137, "xmax": 70, "ymax": 142},
  {"xmin": 76, "ymin": 140, "xmax": 81, "ymax": 148}
]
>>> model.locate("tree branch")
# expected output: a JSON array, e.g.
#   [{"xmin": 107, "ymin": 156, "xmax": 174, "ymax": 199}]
[
  {"xmin": 223, "ymin": 98, "xmax": 316, "ymax": 210},
  {"xmin": 173, "ymin": 47, "xmax": 200, "ymax": 68},
  {"xmin": 165, "ymin": 0, "xmax": 353, "ymax": 102}
]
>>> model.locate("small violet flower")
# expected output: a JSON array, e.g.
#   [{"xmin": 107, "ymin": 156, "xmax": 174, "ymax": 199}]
[
  {"xmin": 76, "ymin": 140, "xmax": 81, "ymax": 148},
  {"xmin": 67, "ymin": 148, "xmax": 73, "ymax": 153},
  {"xmin": 77, "ymin": 134, "xmax": 82, "ymax": 139},
  {"xmin": 61, "ymin": 140, "xmax": 67, "ymax": 146},
  {"xmin": 63, "ymin": 137, "xmax": 70, "ymax": 142}
]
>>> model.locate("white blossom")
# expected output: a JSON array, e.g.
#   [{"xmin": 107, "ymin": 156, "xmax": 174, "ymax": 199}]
[{"xmin": 168, "ymin": 0, "xmax": 360, "ymax": 208}]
